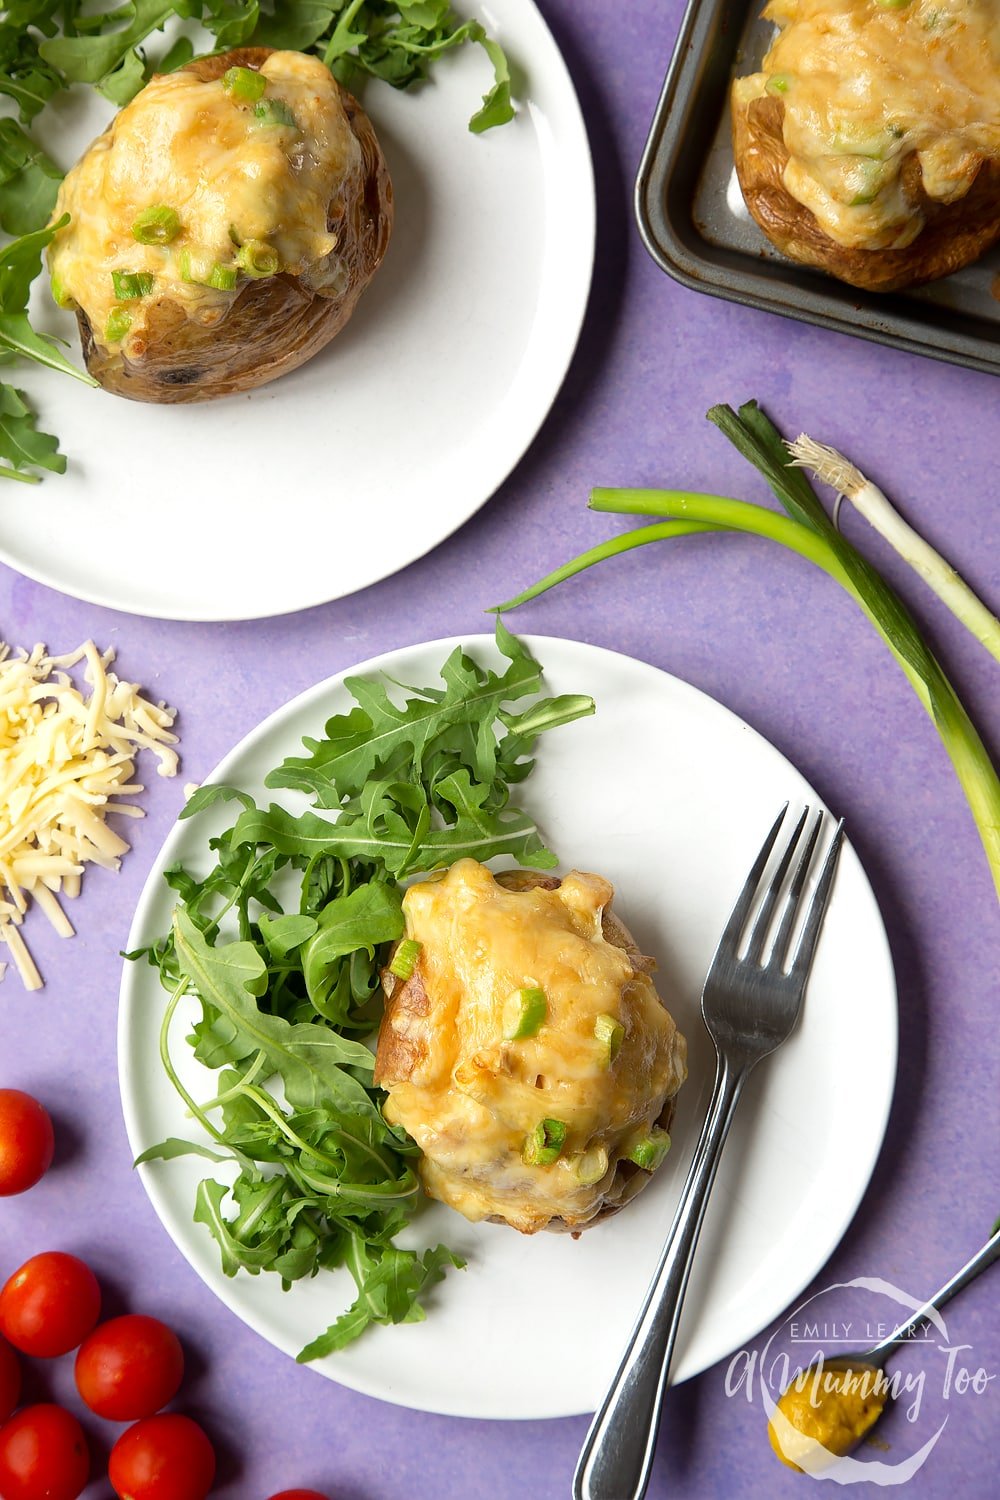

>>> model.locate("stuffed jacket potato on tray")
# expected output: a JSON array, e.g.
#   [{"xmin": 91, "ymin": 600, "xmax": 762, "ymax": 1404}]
[
  {"xmin": 48, "ymin": 48, "xmax": 392, "ymax": 402},
  {"xmin": 731, "ymin": 0, "xmax": 1000, "ymax": 292},
  {"xmin": 375, "ymin": 860, "xmax": 688, "ymax": 1236}
]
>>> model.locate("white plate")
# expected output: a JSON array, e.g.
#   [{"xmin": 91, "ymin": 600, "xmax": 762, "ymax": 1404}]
[
  {"xmin": 3, "ymin": 4, "xmax": 594, "ymax": 620},
  {"xmin": 119, "ymin": 635, "xmax": 897, "ymax": 1419}
]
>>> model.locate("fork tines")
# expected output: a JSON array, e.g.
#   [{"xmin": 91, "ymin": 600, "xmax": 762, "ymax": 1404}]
[{"xmin": 725, "ymin": 804, "xmax": 844, "ymax": 976}]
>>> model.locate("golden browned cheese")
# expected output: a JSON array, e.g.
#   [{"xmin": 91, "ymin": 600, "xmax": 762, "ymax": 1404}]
[
  {"xmin": 375, "ymin": 860, "xmax": 687, "ymax": 1234},
  {"xmin": 733, "ymin": 0, "xmax": 1000, "ymax": 249},
  {"xmin": 49, "ymin": 51, "xmax": 362, "ymax": 353},
  {"xmin": 768, "ymin": 1362, "xmax": 888, "ymax": 1471}
]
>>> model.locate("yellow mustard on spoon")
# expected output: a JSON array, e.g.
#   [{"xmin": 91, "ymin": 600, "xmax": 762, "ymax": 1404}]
[{"xmin": 768, "ymin": 1222, "xmax": 1000, "ymax": 1472}]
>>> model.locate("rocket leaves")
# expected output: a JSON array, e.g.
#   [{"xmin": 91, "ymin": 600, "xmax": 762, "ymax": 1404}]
[{"xmin": 130, "ymin": 627, "xmax": 593, "ymax": 1354}]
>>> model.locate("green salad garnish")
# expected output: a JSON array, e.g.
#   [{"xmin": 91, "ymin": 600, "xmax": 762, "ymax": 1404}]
[{"xmin": 130, "ymin": 624, "xmax": 593, "ymax": 1357}]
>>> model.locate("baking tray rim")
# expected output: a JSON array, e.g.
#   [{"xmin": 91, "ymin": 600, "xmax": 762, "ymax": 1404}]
[{"xmin": 634, "ymin": 0, "xmax": 1000, "ymax": 376}]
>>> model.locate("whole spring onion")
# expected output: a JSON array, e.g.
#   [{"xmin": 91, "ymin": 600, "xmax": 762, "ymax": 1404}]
[
  {"xmin": 503, "ymin": 986, "xmax": 547, "ymax": 1039},
  {"xmin": 236, "ymin": 240, "xmax": 280, "ymax": 279},
  {"xmin": 132, "ymin": 206, "xmax": 181, "ymax": 245},
  {"xmin": 111, "ymin": 270, "xmax": 154, "ymax": 300},
  {"xmin": 788, "ymin": 435, "xmax": 1000, "ymax": 667},
  {"xmin": 494, "ymin": 401, "xmax": 1000, "ymax": 903},
  {"xmin": 522, "ymin": 1117, "xmax": 567, "ymax": 1166},
  {"xmin": 222, "ymin": 65, "xmax": 267, "ymax": 102}
]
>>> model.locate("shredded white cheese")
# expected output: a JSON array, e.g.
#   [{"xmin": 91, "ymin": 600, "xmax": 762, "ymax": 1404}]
[{"xmin": 0, "ymin": 641, "xmax": 179, "ymax": 991}]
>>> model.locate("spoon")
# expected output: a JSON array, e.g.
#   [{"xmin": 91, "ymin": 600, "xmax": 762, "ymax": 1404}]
[{"xmin": 769, "ymin": 1223, "xmax": 1000, "ymax": 1471}]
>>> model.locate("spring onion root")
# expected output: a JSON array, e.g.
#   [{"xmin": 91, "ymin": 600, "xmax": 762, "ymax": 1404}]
[{"xmin": 788, "ymin": 435, "xmax": 1000, "ymax": 667}]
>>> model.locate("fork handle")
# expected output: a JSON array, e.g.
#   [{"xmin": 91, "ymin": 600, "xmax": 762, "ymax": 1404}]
[{"xmin": 574, "ymin": 1052, "xmax": 751, "ymax": 1500}]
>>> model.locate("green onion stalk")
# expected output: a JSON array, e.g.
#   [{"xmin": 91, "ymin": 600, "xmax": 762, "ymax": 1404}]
[{"xmin": 493, "ymin": 402, "xmax": 1000, "ymax": 902}]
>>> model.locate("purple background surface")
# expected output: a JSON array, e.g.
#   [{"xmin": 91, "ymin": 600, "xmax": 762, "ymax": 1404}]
[{"xmin": 2, "ymin": 2, "xmax": 998, "ymax": 1496}]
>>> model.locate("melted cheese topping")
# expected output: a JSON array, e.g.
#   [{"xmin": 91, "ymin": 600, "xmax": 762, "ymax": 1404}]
[
  {"xmin": 49, "ymin": 52, "xmax": 361, "ymax": 351},
  {"xmin": 0, "ymin": 641, "xmax": 178, "ymax": 989},
  {"xmin": 734, "ymin": 0, "xmax": 1000, "ymax": 247},
  {"xmin": 379, "ymin": 860, "xmax": 687, "ymax": 1234}
]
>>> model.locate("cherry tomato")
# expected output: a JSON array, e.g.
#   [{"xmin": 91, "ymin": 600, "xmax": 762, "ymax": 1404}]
[
  {"xmin": 0, "ymin": 1089, "xmax": 55, "ymax": 1196},
  {"xmin": 76, "ymin": 1313, "xmax": 184, "ymax": 1421},
  {"xmin": 0, "ymin": 1333, "xmax": 20, "ymax": 1423},
  {"xmin": 109, "ymin": 1414, "xmax": 216, "ymax": 1500},
  {"xmin": 0, "ymin": 1251, "xmax": 101, "ymax": 1357},
  {"xmin": 0, "ymin": 1403, "xmax": 89, "ymax": 1500},
  {"xmin": 267, "ymin": 1491, "xmax": 331, "ymax": 1499}
]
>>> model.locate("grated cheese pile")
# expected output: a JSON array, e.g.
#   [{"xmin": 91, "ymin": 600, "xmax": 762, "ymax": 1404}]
[{"xmin": 0, "ymin": 640, "xmax": 179, "ymax": 990}]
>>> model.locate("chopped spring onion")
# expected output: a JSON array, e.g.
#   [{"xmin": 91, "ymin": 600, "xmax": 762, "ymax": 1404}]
[
  {"xmin": 131, "ymin": 206, "xmax": 181, "ymax": 245},
  {"xmin": 788, "ymin": 434, "xmax": 1000, "ymax": 667},
  {"xmin": 503, "ymin": 986, "xmax": 547, "ymax": 1039},
  {"xmin": 236, "ymin": 240, "xmax": 280, "ymax": 279},
  {"xmin": 111, "ymin": 271, "xmax": 154, "ymax": 300},
  {"xmin": 766, "ymin": 73, "xmax": 793, "ymax": 95},
  {"xmin": 49, "ymin": 274, "xmax": 74, "ymax": 310},
  {"xmin": 522, "ymin": 1117, "xmax": 567, "ymax": 1167},
  {"xmin": 493, "ymin": 401, "xmax": 1000, "ymax": 903},
  {"xmin": 572, "ymin": 1145, "xmax": 609, "ymax": 1185},
  {"xmin": 206, "ymin": 264, "xmax": 237, "ymax": 291},
  {"xmin": 626, "ymin": 1128, "xmax": 672, "ymax": 1173},
  {"xmin": 104, "ymin": 308, "xmax": 132, "ymax": 344},
  {"xmin": 389, "ymin": 938, "xmax": 422, "ymax": 981},
  {"xmin": 594, "ymin": 1012, "xmax": 625, "ymax": 1066},
  {"xmin": 253, "ymin": 99, "xmax": 297, "ymax": 129},
  {"xmin": 222, "ymin": 65, "xmax": 267, "ymax": 102},
  {"xmin": 179, "ymin": 253, "xmax": 237, "ymax": 291}
]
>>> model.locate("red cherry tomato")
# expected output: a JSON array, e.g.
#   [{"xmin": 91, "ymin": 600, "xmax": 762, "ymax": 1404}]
[
  {"xmin": 76, "ymin": 1313, "xmax": 184, "ymax": 1421},
  {"xmin": 0, "ymin": 1251, "xmax": 101, "ymax": 1357},
  {"xmin": 0, "ymin": 1333, "xmax": 20, "ymax": 1423},
  {"xmin": 109, "ymin": 1414, "xmax": 216, "ymax": 1500},
  {"xmin": 0, "ymin": 1403, "xmax": 89, "ymax": 1500},
  {"xmin": 0, "ymin": 1089, "xmax": 55, "ymax": 1196},
  {"xmin": 267, "ymin": 1493, "xmax": 331, "ymax": 1499}
]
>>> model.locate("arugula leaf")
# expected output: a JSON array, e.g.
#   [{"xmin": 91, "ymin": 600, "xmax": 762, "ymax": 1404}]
[
  {"xmin": 0, "ymin": 383, "xmax": 64, "ymax": 481},
  {"xmin": 251, "ymin": 0, "xmax": 515, "ymax": 131},
  {"xmin": 0, "ymin": 46, "xmax": 64, "ymax": 125},
  {"xmin": 0, "ymin": 119, "xmax": 62, "ymax": 235},
  {"xmin": 269, "ymin": 622, "xmax": 592, "ymax": 806},
  {"xmin": 96, "ymin": 46, "xmax": 148, "ymax": 105},
  {"xmin": 135, "ymin": 1136, "xmax": 231, "ymax": 1165},
  {"xmin": 38, "ymin": 0, "xmax": 180, "ymax": 85},
  {"xmin": 0, "ymin": 219, "xmax": 98, "ymax": 383},
  {"xmin": 172, "ymin": 909, "xmax": 382, "ymax": 1109},
  {"xmin": 297, "ymin": 1239, "xmax": 465, "ymax": 1358},
  {"xmin": 134, "ymin": 630, "xmax": 590, "ymax": 1353}
]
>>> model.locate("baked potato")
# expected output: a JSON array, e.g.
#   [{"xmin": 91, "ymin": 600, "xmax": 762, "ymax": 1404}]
[
  {"xmin": 48, "ymin": 47, "xmax": 392, "ymax": 402},
  {"xmin": 731, "ymin": 0, "xmax": 1000, "ymax": 292},
  {"xmin": 374, "ymin": 859, "xmax": 688, "ymax": 1235}
]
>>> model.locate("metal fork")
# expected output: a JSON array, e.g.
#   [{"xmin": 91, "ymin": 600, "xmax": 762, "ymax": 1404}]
[{"xmin": 574, "ymin": 804, "xmax": 845, "ymax": 1500}]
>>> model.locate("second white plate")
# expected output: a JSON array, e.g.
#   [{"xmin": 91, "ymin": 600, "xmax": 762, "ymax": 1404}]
[
  {"xmin": 5, "ymin": 1, "xmax": 594, "ymax": 619},
  {"xmin": 119, "ymin": 634, "xmax": 897, "ymax": 1418}
]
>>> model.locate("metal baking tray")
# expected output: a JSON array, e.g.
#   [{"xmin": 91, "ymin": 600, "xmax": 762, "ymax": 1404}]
[{"xmin": 636, "ymin": 0, "xmax": 1000, "ymax": 375}]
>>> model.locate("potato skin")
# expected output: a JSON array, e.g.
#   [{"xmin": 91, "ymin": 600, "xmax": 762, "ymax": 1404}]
[
  {"xmin": 376, "ymin": 869, "xmax": 678, "ymax": 1235},
  {"xmin": 77, "ymin": 48, "xmax": 393, "ymax": 402},
  {"xmin": 732, "ymin": 93, "xmax": 1000, "ymax": 293}
]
